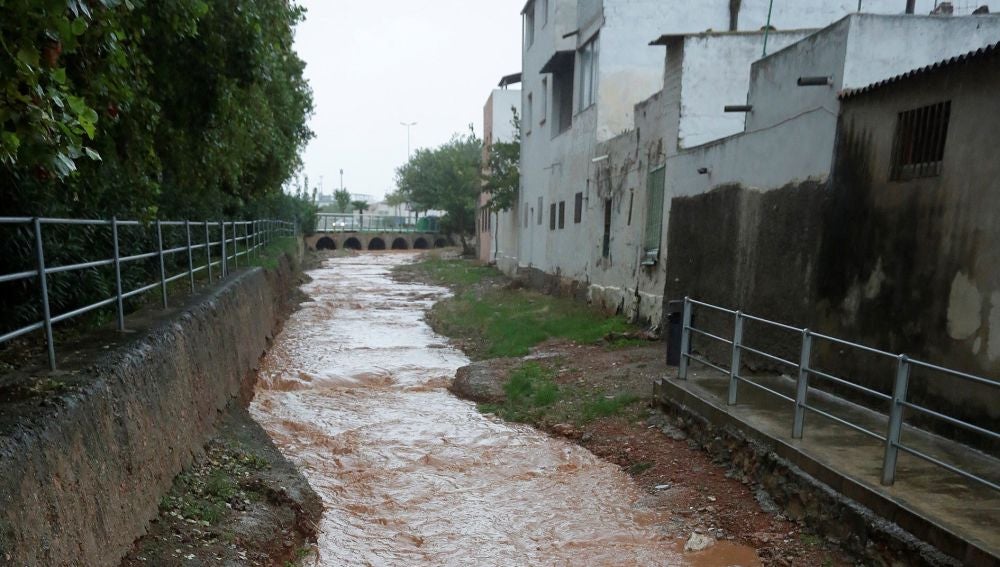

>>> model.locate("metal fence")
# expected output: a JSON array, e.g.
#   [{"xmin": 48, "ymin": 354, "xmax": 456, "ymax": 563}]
[
  {"xmin": 676, "ymin": 296, "xmax": 999, "ymax": 492},
  {"xmin": 315, "ymin": 213, "xmax": 439, "ymax": 233},
  {"xmin": 0, "ymin": 216, "xmax": 296, "ymax": 371}
]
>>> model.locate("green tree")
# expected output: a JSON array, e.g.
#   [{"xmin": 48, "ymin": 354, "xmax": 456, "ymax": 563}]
[
  {"xmin": 396, "ymin": 128, "xmax": 482, "ymax": 253},
  {"xmin": 483, "ymin": 108, "xmax": 521, "ymax": 213},
  {"xmin": 334, "ymin": 189, "xmax": 352, "ymax": 213}
]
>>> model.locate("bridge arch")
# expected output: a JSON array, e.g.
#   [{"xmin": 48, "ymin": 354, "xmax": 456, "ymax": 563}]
[
  {"xmin": 316, "ymin": 236, "xmax": 336, "ymax": 251},
  {"xmin": 391, "ymin": 237, "xmax": 409, "ymax": 250},
  {"xmin": 413, "ymin": 237, "xmax": 429, "ymax": 250},
  {"xmin": 368, "ymin": 237, "xmax": 386, "ymax": 250},
  {"xmin": 434, "ymin": 238, "xmax": 448, "ymax": 248},
  {"xmin": 344, "ymin": 237, "xmax": 362, "ymax": 250}
]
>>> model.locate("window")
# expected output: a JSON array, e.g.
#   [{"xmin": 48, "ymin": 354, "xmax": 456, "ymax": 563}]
[
  {"xmin": 539, "ymin": 0, "xmax": 548, "ymax": 27},
  {"xmin": 537, "ymin": 197, "xmax": 543, "ymax": 225},
  {"xmin": 642, "ymin": 166, "xmax": 666, "ymax": 265},
  {"xmin": 578, "ymin": 36, "xmax": 599, "ymax": 111},
  {"xmin": 602, "ymin": 199, "xmax": 612, "ymax": 259},
  {"xmin": 549, "ymin": 203, "xmax": 557, "ymax": 230},
  {"xmin": 626, "ymin": 191, "xmax": 634, "ymax": 226},
  {"xmin": 552, "ymin": 63, "xmax": 574, "ymax": 136},
  {"xmin": 573, "ymin": 192, "xmax": 583, "ymax": 223},
  {"xmin": 891, "ymin": 101, "xmax": 950, "ymax": 181},
  {"xmin": 524, "ymin": 2, "xmax": 535, "ymax": 49},
  {"xmin": 524, "ymin": 93, "xmax": 533, "ymax": 134},
  {"xmin": 524, "ymin": 205, "xmax": 529, "ymax": 228},
  {"xmin": 558, "ymin": 201, "xmax": 565, "ymax": 229},
  {"xmin": 539, "ymin": 78, "xmax": 548, "ymax": 124}
]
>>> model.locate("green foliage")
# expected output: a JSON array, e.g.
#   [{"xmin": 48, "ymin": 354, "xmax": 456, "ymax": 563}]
[
  {"xmin": 483, "ymin": 108, "xmax": 521, "ymax": 213},
  {"xmin": 0, "ymin": 0, "xmax": 314, "ymax": 332},
  {"xmin": 395, "ymin": 128, "xmax": 481, "ymax": 252},
  {"xmin": 351, "ymin": 199, "xmax": 369, "ymax": 213},
  {"xmin": 403, "ymin": 256, "xmax": 495, "ymax": 287},
  {"xmin": 333, "ymin": 189, "xmax": 352, "ymax": 213}
]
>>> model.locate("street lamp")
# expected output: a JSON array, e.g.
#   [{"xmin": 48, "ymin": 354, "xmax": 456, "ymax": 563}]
[{"xmin": 400, "ymin": 121, "xmax": 417, "ymax": 159}]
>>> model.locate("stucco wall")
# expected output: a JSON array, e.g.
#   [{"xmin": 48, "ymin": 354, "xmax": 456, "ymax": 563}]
[
  {"xmin": 663, "ymin": 57, "xmax": 1000, "ymax": 437},
  {"xmin": 0, "ymin": 250, "xmax": 301, "ymax": 565}
]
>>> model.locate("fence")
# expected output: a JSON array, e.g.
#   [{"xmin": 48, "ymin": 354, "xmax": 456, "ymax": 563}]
[
  {"xmin": 315, "ymin": 213, "xmax": 439, "ymax": 233},
  {"xmin": 675, "ymin": 296, "xmax": 999, "ymax": 492},
  {"xmin": 0, "ymin": 217, "xmax": 296, "ymax": 371}
]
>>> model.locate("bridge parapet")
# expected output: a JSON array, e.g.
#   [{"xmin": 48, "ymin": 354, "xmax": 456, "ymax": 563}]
[{"xmin": 315, "ymin": 213, "xmax": 439, "ymax": 234}]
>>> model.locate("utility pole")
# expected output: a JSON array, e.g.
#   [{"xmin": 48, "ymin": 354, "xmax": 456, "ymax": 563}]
[
  {"xmin": 339, "ymin": 169, "xmax": 344, "ymax": 192},
  {"xmin": 400, "ymin": 121, "xmax": 417, "ymax": 159}
]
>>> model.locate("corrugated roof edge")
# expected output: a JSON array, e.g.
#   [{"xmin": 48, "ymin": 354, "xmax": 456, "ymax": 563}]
[{"xmin": 839, "ymin": 41, "xmax": 1000, "ymax": 100}]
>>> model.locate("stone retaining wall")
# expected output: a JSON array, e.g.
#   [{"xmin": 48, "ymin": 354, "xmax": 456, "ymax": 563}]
[{"xmin": 0, "ymin": 246, "xmax": 301, "ymax": 566}]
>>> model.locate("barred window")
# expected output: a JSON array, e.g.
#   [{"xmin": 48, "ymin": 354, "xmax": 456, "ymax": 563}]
[
  {"xmin": 890, "ymin": 101, "xmax": 950, "ymax": 181},
  {"xmin": 574, "ymin": 192, "xmax": 583, "ymax": 223},
  {"xmin": 642, "ymin": 166, "xmax": 666, "ymax": 265},
  {"xmin": 558, "ymin": 201, "xmax": 565, "ymax": 229}
]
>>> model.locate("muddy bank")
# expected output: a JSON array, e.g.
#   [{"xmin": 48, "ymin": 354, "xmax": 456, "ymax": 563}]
[
  {"xmin": 0, "ymin": 244, "xmax": 310, "ymax": 566},
  {"xmin": 121, "ymin": 406, "xmax": 321, "ymax": 566}
]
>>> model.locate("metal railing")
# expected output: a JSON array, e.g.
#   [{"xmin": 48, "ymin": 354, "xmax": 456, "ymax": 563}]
[
  {"xmin": 0, "ymin": 216, "xmax": 296, "ymax": 370},
  {"xmin": 676, "ymin": 296, "xmax": 999, "ymax": 491},
  {"xmin": 315, "ymin": 213, "xmax": 439, "ymax": 233}
]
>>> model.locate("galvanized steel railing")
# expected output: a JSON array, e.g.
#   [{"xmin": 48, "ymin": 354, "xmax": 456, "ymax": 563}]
[
  {"xmin": 0, "ymin": 217, "xmax": 296, "ymax": 370},
  {"xmin": 676, "ymin": 296, "xmax": 999, "ymax": 491}
]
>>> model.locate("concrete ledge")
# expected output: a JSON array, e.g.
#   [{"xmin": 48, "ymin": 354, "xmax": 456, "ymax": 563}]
[
  {"xmin": 657, "ymin": 373, "xmax": 998, "ymax": 567},
  {"xmin": 0, "ymin": 250, "xmax": 300, "ymax": 566}
]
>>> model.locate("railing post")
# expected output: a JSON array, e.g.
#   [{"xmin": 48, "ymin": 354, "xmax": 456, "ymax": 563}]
[
  {"xmin": 728, "ymin": 310, "xmax": 744, "ymax": 405},
  {"xmin": 156, "ymin": 219, "xmax": 167, "ymax": 308},
  {"xmin": 882, "ymin": 355, "xmax": 911, "ymax": 485},
  {"xmin": 205, "ymin": 222, "xmax": 213, "ymax": 282},
  {"xmin": 793, "ymin": 329, "xmax": 813, "ymax": 439},
  {"xmin": 678, "ymin": 297, "xmax": 693, "ymax": 380},
  {"xmin": 111, "ymin": 217, "xmax": 125, "ymax": 331},
  {"xmin": 252, "ymin": 220, "xmax": 258, "ymax": 259},
  {"xmin": 33, "ymin": 218, "xmax": 56, "ymax": 370},
  {"xmin": 232, "ymin": 221, "xmax": 238, "ymax": 269},
  {"xmin": 185, "ymin": 220, "xmax": 194, "ymax": 292},
  {"xmin": 220, "ymin": 221, "xmax": 227, "ymax": 277}
]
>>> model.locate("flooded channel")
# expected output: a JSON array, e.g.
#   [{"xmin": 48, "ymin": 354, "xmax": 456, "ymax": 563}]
[{"xmin": 250, "ymin": 253, "xmax": 761, "ymax": 566}]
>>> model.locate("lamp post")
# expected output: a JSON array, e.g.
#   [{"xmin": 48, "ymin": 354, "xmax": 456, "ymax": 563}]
[{"xmin": 400, "ymin": 121, "xmax": 417, "ymax": 159}]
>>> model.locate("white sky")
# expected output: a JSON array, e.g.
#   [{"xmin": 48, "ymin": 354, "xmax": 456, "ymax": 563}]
[{"xmin": 293, "ymin": 0, "xmax": 524, "ymax": 200}]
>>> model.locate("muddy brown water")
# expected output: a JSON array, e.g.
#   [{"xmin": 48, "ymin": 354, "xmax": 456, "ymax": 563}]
[{"xmin": 250, "ymin": 253, "xmax": 761, "ymax": 566}]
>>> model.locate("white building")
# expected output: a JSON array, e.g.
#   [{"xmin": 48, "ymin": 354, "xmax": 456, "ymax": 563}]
[
  {"xmin": 511, "ymin": 0, "xmax": 976, "ymax": 326},
  {"xmin": 478, "ymin": 82, "xmax": 522, "ymax": 265}
]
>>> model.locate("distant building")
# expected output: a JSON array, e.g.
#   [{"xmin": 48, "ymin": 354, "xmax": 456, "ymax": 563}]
[{"xmin": 478, "ymin": 80, "xmax": 521, "ymax": 265}]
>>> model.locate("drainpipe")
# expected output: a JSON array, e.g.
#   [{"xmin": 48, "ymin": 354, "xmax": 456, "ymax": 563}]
[{"xmin": 762, "ymin": 0, "xmax": 774, "ymax": 56}]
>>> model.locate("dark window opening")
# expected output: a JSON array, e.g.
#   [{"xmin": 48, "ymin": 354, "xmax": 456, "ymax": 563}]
[
  {"xmin": 627, "ymin": 191, "xmax": 634, "ymax": 226},
  {"xmin": 549, "ymin": 203, "xmax": 557, "ymax": 230},
  {"xmin": 537, "ymin": 197, "xmax": 543, "ymax": 225},
  {"xmin": 890, "ymin": 100, "xmax": 950, "ymax": 181},
  {"xmin": 601, "ymin": 198, "xmax": 612, "ymax": 259},
  {"xmin": 573, "ymin": 192, "xmax": 583, "ymax": 223},
  {"xmin": 558, "ymin": 201, "xmax": 565, "ymax": 229},
  {"xmin": 552, "ymin": 64, "xmax": 574, "ymax": 136}
]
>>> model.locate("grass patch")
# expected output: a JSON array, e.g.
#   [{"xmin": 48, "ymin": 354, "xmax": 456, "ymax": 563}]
[
  {"xmin": 478, "ymin": 362, "xmax": 560, "ymax": 423},
  {"xmin": 249, "ymin": 236, "xmax": 298, "ymax": 270},
  {"xmin": 398, "ymin": 257, "xmax": 635, "ymax": 359},
  {"xmin": 580, "ymin": 394, "xmax": 640, "ymax": 422}
]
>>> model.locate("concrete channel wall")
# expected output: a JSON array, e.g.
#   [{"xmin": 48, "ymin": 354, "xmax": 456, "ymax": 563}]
[{"xmin": 0, "ymin": 246, "xmax": 301, "ymax": 565}]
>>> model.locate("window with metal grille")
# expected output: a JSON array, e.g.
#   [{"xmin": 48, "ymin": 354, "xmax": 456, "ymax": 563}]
[
  {"xmin": 890, "ymin": 101, "xmax": 950, "ymax": 181},
  {"xmin": 549, "ymin": 203, "xmax": 556, "ymax": 230},
  {"xmin": 574, "ymin": 192, "xmax": 583, "ymax": 223},
  {"xmin": 558, "ymin": 201, "xmax": 565, "ymax": 229},
  {"xmin": 642, "ymin": 166, "xmax": 666, "ymax": 265}
]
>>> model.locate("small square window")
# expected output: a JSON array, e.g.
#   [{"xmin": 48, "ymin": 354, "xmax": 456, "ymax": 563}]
[{"xmin": 890, "ymin": 101, "xmax": 950, "ymax": 181}]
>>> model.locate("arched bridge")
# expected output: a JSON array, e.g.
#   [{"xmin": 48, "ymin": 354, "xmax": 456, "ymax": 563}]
[
  {"xmin": 305, "ymin": 232, "xmax": 449, "ymax": 251},
  {"xmin": 305, "ymin": 213, "xmax": 450, "ymax": 251}
]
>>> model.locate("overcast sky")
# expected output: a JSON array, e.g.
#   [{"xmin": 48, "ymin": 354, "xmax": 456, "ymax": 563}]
[{"xmin": 293, "ymin": 0, "xmax": 524, "ymax": 201}]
